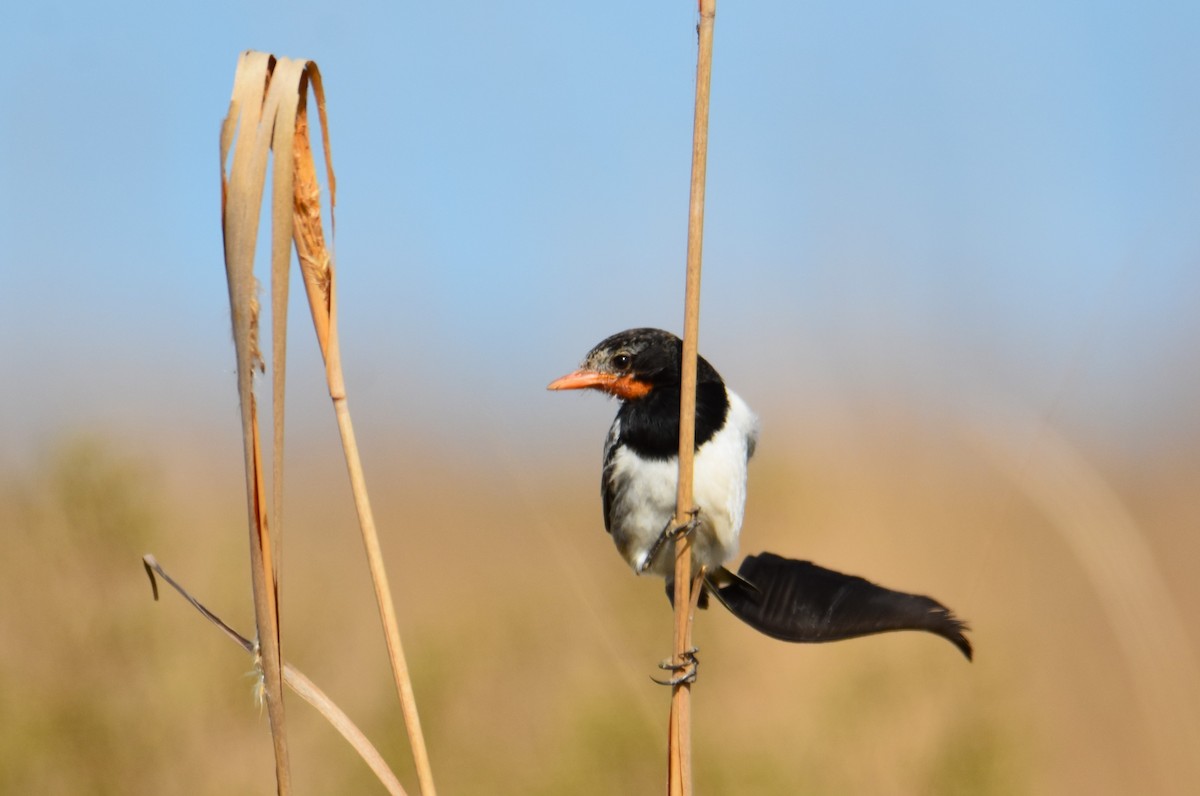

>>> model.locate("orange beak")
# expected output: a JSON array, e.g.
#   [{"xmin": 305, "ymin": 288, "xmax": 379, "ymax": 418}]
[{"xmin": 547, "ymin": 370, "xmax": 651, "ymax": 400}]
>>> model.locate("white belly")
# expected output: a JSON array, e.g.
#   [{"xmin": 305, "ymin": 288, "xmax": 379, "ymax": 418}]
[{"xmin": 608, "ymin": 392, "xmax": 759, "ymax": 577}]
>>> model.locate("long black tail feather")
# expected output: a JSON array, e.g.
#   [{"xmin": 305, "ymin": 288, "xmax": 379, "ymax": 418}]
[{"xmin": 706, "ymin": 552, "xmax": 972, "ymax": 660}]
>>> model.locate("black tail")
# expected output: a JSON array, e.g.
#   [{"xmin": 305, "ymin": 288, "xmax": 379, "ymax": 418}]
[{"xmin": 704, "ymin": 552, "xmax": 972, "ymax": 660}]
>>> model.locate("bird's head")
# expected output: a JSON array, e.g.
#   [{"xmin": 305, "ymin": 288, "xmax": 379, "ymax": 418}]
[{"xmin": 547, "ymin": 327, "xmax": 722, "ymax": 401}]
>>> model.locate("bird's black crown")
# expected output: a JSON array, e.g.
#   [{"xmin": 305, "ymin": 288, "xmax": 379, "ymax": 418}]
[{"xmin": 582, "ymin": 328, "xmax": 724, "ymax": 389}]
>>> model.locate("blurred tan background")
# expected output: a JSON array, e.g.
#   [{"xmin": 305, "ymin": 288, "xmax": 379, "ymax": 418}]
[{"xmin": 3, "ymin": 390, "xmax": 1197, "ymax": 794}]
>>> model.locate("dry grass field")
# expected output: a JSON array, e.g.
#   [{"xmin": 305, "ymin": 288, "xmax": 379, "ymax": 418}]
[{"xmin": 2, "ymin": 404, "xmax": 1197, "ymax": 794}]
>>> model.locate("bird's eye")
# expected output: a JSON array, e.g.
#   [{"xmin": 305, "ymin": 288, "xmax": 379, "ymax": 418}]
[{"xmin": 612, "ymin": 353, "xmax": 632, "ymax": 370}]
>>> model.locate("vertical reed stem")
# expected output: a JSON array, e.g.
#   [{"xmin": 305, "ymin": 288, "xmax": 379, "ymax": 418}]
[{"xmin": 668, "ymin": 2, "xmax": 716, "ymax": 794}]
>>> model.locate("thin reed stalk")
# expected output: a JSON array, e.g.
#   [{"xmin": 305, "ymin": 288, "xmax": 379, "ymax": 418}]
[
  {"xmin": 289, "ymin": 66, "xmax": 439, "ymax": 796},
  {"xmin": 668, "ymin": 2, "xmax": 717, "ymax": 794}
]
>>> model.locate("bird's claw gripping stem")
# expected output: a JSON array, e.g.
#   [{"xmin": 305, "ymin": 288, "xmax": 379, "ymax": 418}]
[
  {"xmin": 671, "ymin": 507, "xmax": 702, "ymax": 540},
  {"xmin": 651, "ymin": 647, "xmax": 700, "ymax": 686},
  {"xmin": 637, "ymin": 507, "xmax": 702, "ymax": 574}
]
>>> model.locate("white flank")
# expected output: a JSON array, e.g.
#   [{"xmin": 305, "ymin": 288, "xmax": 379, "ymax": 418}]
[{"xmin": 609, "ymin": 390, "xmax": 760, "ymax": 577}]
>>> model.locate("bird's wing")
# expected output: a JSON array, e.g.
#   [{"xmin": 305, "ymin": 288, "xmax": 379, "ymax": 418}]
[
  {"xmin": 708, "ymin": 552, "xmax": 972, "ymax": 660},
  {"xmin": 600, "ymin": 419, "xmax": 621, "ymax": 535}
]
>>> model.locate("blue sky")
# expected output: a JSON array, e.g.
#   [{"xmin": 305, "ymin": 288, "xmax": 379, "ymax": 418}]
[{"xmin": 2, "ymin": 1, "xmax": 1198, "ymax": 462}]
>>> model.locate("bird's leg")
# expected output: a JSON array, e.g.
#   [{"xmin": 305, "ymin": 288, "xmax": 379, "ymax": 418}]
[
  {"xmin": 651, "ymin": 647, "xmax": 699, "ymax": 686},
  {"xmin": 637, "ymin": 507, "xmax": 702, "ymax": 575},
  {"xmin": 689, "ymin": 566, "xmax": 707, "ymax": 613}
]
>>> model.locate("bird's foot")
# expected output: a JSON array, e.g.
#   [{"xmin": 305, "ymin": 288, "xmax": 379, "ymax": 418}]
[
  {"xmin": 672, "ymin": 507, "xmax": 702, "ymax": 541},
  {"xmin": 637, "ymin": 508, "xmax": 702, "ymax": 575},
  {"xmin": 651, "ymin": 647, "xmax": 699, "ymax": 686}
]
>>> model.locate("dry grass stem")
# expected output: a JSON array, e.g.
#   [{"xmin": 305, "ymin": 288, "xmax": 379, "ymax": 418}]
[
  {"xmin": 668, "ymin": 2, "xmax": 717, "ymax": 794},
  {"xmin": 217, "ymin": 50, "xmax": 435, "ymax": 795}
]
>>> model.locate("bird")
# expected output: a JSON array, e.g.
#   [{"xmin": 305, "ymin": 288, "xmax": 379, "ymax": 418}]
[{"xmin": 548, "ymin": 327, "xmax": 972, "ymax": 661}]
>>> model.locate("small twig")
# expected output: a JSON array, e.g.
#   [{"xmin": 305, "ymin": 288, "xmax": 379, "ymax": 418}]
[
  {"xmin": 143, "ymin": 556, "xmax": 408, "ymax": 796},
  {"xmin": 144, "ymin": 555, "xmax": 248, "ymax": 650},
  {"xmin": 668, "ymin": 2, "xmax": 717, "ymax": 795}
]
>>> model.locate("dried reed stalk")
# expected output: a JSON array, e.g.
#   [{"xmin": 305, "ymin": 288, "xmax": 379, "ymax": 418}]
[
  {"xmin": 218, "ymin": 51, "xmax": 436, "ymax": 795},
  {"xmin": 668, "ymin": 2, "xmax": 717, "ymax": 794},
  {"xmin": 219, "ymin": 50, "xmax": 295, "ymax": 794}
]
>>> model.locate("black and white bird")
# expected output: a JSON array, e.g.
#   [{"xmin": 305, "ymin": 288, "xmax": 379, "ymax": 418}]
[{"xmin": 549, "ymin": 328, "xmax": 972, "ymax": 660}]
